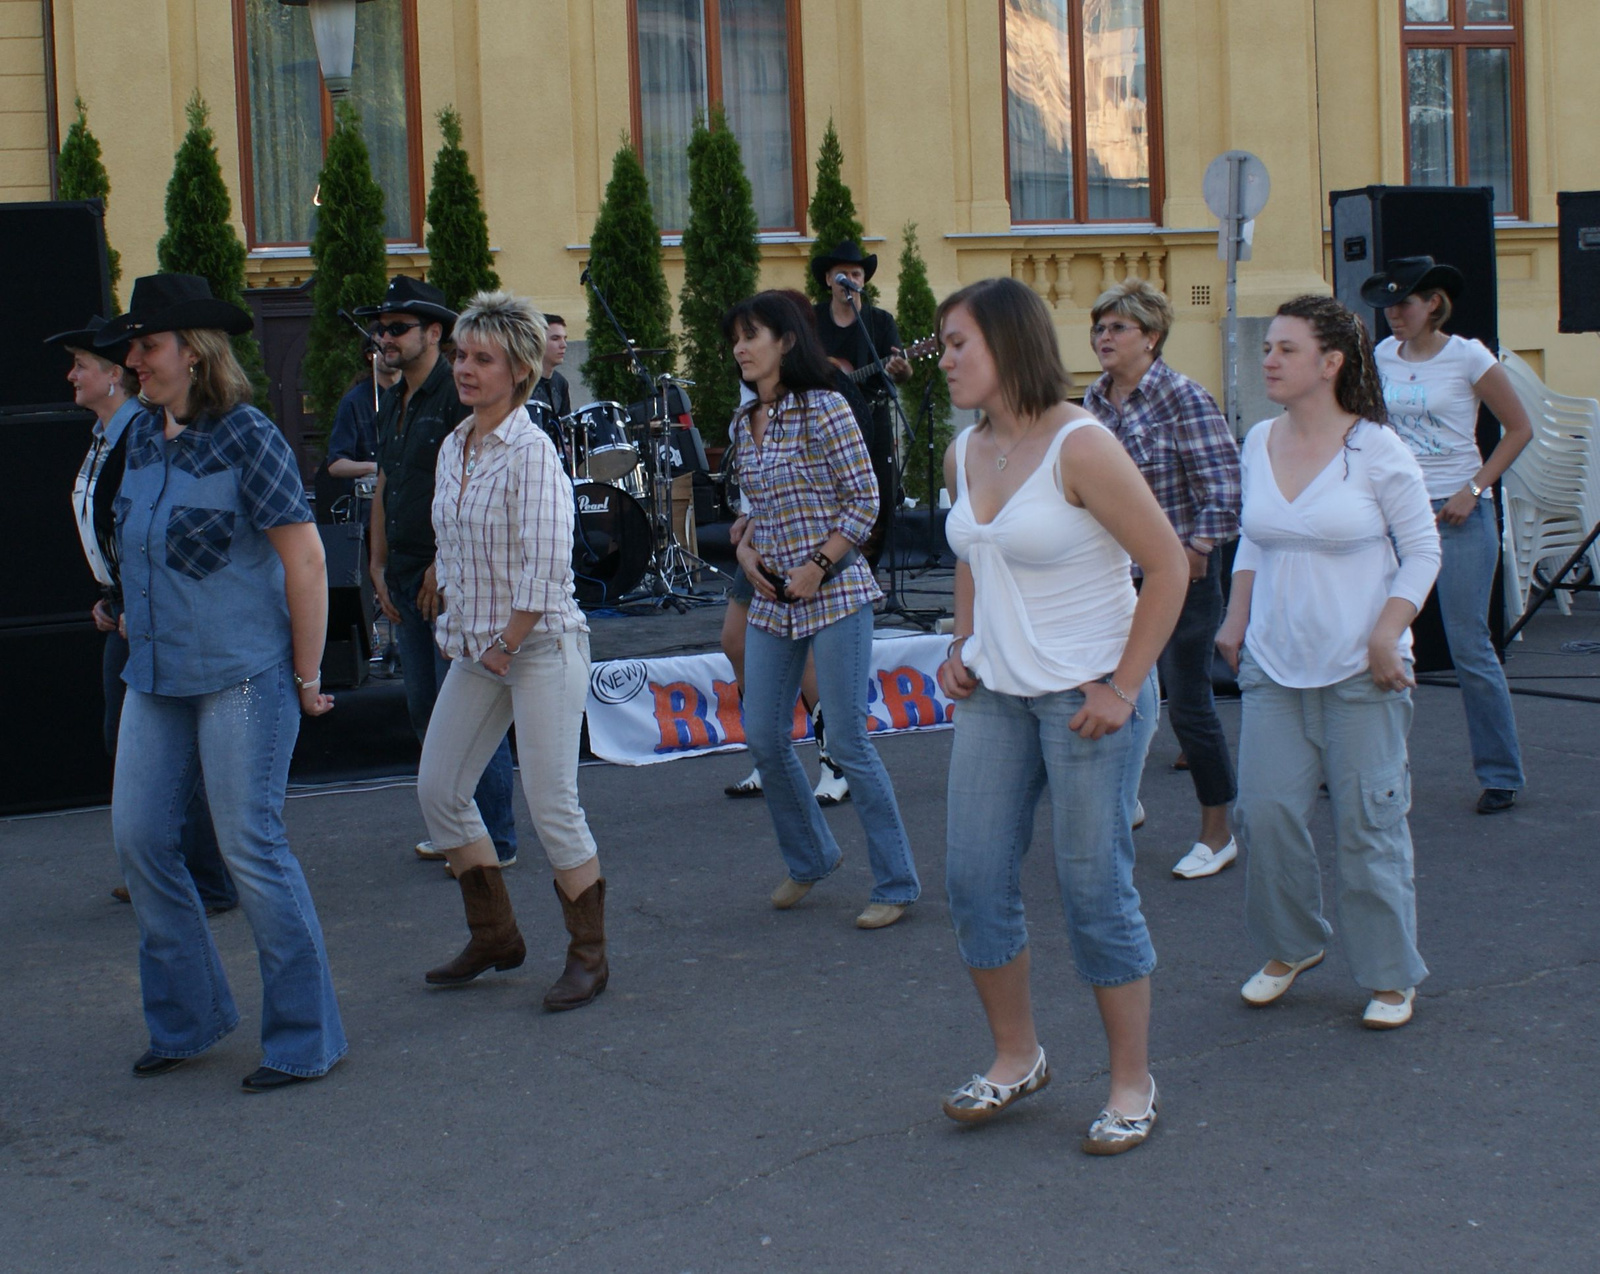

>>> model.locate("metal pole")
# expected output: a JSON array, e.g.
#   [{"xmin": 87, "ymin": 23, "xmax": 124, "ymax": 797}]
[{"xmin": 1223, "ymin": 154, "xmax": 1243, "ymax": 436}]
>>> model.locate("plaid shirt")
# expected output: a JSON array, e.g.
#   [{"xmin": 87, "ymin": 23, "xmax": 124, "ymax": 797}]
[
  {"xmin": 734, "ymin": 387, "xmax": 881, "ymax": 639},
  {"xmin": 1083, "ymin": 358, "xmax": 1240, "ymax": 548}
]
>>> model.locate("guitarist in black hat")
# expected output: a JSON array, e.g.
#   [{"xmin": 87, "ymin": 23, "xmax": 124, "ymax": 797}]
[{"xmin": 811, "ymin": 241, "xmax": 911, "ymax": 564}]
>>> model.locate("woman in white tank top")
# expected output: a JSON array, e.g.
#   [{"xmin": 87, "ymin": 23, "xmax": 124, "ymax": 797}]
[{"xmin": 935, "ymin": 278, "xmax": 1187, "ymax": 1156}]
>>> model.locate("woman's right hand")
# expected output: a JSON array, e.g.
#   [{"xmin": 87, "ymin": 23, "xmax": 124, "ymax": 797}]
[
  {"xmin": 938, "ymin": 638, "xmax": 979, "ymax": 700},
  {"xmin": 737, "ymin": 537, "xmax": 779, "ymax": 601},
  {"xmin": 1214, "ymin": 611, "xmax": 1246, "ymax": 675},
  {"xmin": 91, "ymin": 599, "xmax": 117, "ymax": 633},
  {"xmin": 298, "ymin": 684, "xmax": 336, "ymax": 717}
]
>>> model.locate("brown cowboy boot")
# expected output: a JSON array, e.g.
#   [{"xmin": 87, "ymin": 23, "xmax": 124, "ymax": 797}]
[
  {"xmin": 543, "ymin": 878, "xmax": 609, "ymax": 1011},
  {"xmin": 425, "ymin": 865, "xmax": 527, "ymax": 986}
]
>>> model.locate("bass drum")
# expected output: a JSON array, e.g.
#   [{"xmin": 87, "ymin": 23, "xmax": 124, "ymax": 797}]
[{"xmin": 570, "ymin": 481, "xmax": 650, "ymax": 608}]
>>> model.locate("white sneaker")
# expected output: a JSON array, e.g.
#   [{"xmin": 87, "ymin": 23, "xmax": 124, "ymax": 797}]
[
  {"xmin": 1131, "ymin": 800, "xmax": 1146, "ymax": 830},
  {"xmin": 1171, "ymin": 837, "xmax": 1238, "ymax": 880},
  {"xmin": 814, "ymin": 762, "xmax": 850, "ymax": 806}
]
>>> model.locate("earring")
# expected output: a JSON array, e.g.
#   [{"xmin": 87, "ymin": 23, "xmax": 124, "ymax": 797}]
[{"xmin": 188, "ymin": 364, "xmax": 199, "ymax": 383}]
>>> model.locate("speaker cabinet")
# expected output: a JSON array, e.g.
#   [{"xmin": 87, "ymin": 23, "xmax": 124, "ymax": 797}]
[
  {"xmin": 1558, "ymin": 191, "xmax": 1600, "ymax": 333},
  {"xmin": 318, "ymin": 523, "xmax": 371, "ymax": 689}
]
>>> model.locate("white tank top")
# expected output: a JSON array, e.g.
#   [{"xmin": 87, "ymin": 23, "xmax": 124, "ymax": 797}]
[{"xmin": 945, "ymin": 420, "xmax": 1137, "ymax": 696}]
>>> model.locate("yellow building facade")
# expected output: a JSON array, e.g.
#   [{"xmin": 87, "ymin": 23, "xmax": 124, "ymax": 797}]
[{"xmin": 6, "ymin": 0, "xmax": 1599, "ymax": 418}]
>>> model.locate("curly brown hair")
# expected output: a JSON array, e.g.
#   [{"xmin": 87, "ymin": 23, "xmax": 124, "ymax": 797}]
[{"xmin": 1274, "ymin": 294, "xmax": 1388, "ymax": 425}]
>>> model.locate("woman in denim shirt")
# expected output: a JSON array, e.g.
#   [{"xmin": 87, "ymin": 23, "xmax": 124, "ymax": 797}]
[{"xmin": 99, "ymin": 274, "xmax": 347, "ymax": 1093}]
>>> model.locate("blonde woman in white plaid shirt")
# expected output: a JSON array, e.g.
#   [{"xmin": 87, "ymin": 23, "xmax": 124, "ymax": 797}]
[{"xmin": 416, "ymin": 293, "xmax": 608, "ymax": 1012}]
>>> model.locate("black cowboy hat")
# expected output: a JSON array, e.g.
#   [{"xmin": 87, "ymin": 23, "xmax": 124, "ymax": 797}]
[
  {"xmin": 811, "ymin": 240, "xmax": 878, "ymax": 288},
  {"xmin": 1359, "ymin": 255, "xmax": 1466, "ymax": 309},
  {"xmin": 44, "ymin": 314, "xmax": 129, "ymax": 366},
  {"xmin": 96, "ymin": 274, "xmax": 254, "ymax": 347},
  {"xmin": 354, "ymin": 275, "xmax": 457, "ymax": 334}
]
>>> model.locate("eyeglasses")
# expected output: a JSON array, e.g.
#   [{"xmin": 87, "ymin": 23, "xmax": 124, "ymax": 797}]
[
  {"xmin": 1090, "ymin": 322, "xmax": 1141, "ymax": 339},
  {"xmin": 372, "ymin": 320, "xmax": 422, "ymax": 338}
]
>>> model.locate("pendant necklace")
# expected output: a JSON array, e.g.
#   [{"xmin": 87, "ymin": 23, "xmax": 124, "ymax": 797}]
[
  {"xmin": 993, "ymin": 425, "xmax": 1033, "ymax": 471},
  {"xmin": 465, "ymin": 437, "xmax": 484, "ymax": 477}
]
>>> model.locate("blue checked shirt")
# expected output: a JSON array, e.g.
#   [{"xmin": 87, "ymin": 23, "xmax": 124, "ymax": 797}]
[
  {"xmin": 1083, "ymin": 358, "xmax": 1241, "ymax": 550},
  {"xmin": 734, "ymin": 387, "xmax": 881, "ymax": 639},
  {"xmin": 117, "ymin": 403, "xmax": 312, "ymax": 696}
]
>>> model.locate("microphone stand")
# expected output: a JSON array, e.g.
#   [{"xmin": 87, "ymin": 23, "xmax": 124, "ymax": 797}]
[
  {"xmin": 337, "ymin": 308, "xmax": 383, "ymax": 412},
  {"xmin": 842, "ymin": 287, "xmax": 943, "ymax": 631}
]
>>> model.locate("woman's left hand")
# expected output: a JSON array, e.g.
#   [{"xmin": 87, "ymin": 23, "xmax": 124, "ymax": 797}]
[
  {"xmin": 480, "ymin": 646, "xmax": 513, "ymax": 678},
  {"xmin": 1070, "ymin": 680, "xmax": 1134, "ymax": 740},
  {"xmin": 1367, "ymin": 637, "xmax": 1415, "ymax": 692},
  {"xmin": 1437, "ymin": 488, "xmax": 1478, "ymax": 526},
  {"xmin": 299, "ymin": 685, "xmax": 335, "ymax": 716},
  {"xmin": 783, "ymin": 560, "xmax": 826, "ymax": 602}
]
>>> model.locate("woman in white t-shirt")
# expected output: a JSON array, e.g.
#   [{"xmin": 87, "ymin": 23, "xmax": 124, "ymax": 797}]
[
  {"xmin": 1362, "ymin": 256, "xmax": 1532, "ymax": 815},
  {"xmin": 1215, "ymin": 294, "xmax": 1440, "ymax": 1031}
]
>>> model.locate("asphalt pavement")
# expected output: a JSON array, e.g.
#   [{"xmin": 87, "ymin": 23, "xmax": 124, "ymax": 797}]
[{"xmin": 3, "ymin": 585, "xmax": 1597, "ymax": 1273}]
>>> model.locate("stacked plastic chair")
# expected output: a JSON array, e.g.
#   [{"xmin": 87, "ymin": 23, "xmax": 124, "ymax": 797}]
[{"xmin": 1497, "ymin": 349, "xmax": 1600, "ymax": 624}]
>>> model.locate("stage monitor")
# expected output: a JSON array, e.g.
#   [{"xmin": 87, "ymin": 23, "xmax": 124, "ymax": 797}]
[
  {"xmin": 1558, "ymin": 191, "xmax": 1600, "ymax": 333},
  {"xmin": 0, "ymin": 200, "xmax": 112, "ymax": 413}
]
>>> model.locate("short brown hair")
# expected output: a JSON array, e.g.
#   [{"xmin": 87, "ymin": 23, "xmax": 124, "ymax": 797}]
[
  {"xmin": 935, "ymin": 277, "xmax": 1071, "ymax": 421},
  {"xmin": 176, "ymin": 329, "xmax": 254, "ymax": 417},
  {"xmin": 1090, "ymin": 278, "xmax": 1175, "ymax": 355}
]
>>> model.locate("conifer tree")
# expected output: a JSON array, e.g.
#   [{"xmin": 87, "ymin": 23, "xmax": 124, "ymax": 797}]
[
  {"xmin": 305, "ymin": 100, "xmax": 388, "ymax": 426},
  {"xmin": 157, "ymin": 92, "xmax": 270, "ymax": 413},
  {"xmin": 678, "ymin": 105, "xmax": 760, "ymax": 447},
  {"xmin": 57, "ymin": 97, "xmax": 121, "ymax": 308},
  {"xmin": 581, "ymin": 140, "xmax": 675, "ymax": 405},
  {"xmin": 425, "ymin": 106, "xmax": 499, "ymax": 311},
  {"xmin": 894, "ymin": 223, "xmax": 951, "ymax": 505},
  {"xmin": 806, "ymin": 119, "xmax": 874, "ymax": 305}
]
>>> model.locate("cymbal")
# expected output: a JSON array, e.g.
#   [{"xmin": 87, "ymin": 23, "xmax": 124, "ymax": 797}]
[{"xmin": 592, "ymin": 347, "xmax": 670, "ymax": 365}]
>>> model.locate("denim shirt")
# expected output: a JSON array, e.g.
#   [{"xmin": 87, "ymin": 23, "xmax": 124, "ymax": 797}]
[{"xmin": 117, "ymin": 403, "xmax": 312, "ymax": 696}]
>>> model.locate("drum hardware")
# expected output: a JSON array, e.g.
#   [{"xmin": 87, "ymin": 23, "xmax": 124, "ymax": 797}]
[{"xmin": 590, "ymin": 346, "xmax": 670, "ymax": 364}]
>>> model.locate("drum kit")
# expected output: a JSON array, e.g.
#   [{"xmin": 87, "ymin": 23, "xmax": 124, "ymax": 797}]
[{"xmin": 530, "ymin": 349, "xmax": 724, "ymax": 609}]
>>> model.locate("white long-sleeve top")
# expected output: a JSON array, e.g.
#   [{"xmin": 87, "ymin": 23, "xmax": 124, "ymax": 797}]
[
  {"xmin": 1235, "ymin": 418, "xmax": 1440, "ymax": 688},
  {"xmin": 432, "ymin": 405, "xmax": 586, "ymax": 660}
]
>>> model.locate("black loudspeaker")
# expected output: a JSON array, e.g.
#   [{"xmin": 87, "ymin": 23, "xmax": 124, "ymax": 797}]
[
  {"xmin": 318, "ymin": 523, "xmax": 371, "ymax": 689},
  {"xmin": 1557, "ymin": 191, "xmax": 1600, "ymax": 333},
  {"xmin": 3, "ymin": 408, "xmax": 99, "ymax": 623},
  {"xmin": 0, "ymin": 622, "xmax": 113, "ymax": 814},
  {"xmin": 0, "ymin": 201, "xmax": 112, "ymax": 412},
  {"xmin": 1330, "ymin": 185, "xmax": 1498, "ymax": 349}
]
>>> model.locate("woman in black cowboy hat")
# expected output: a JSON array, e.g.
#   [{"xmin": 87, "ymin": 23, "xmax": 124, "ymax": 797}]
[
  {"xmin": 45, "ymin": 316, "xmax": 237, "ymax": 917},
  {"xmin": 100, "ymin": 273, "xmax": 347, "ymax": 1093},
  {"xmin": 1362, "ymin": 255, "xmax": 1533, "ymax": 814}
]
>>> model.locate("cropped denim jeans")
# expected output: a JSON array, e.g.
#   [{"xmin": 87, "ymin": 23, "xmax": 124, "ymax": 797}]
[
  {"xmin": 742, "ymin": 603, "xmax": 921, "ymax": 905},
  {"xmin": 111, "ymin": 661, "xmax": 348, "ymax": 1076},
  {"xmin": 1433, "ymin": 497, "xmax": 1524, "ymax": 791},
  {"xmin": 944, "ymin": 672, "xmax": 1159, "ymax": 984}
]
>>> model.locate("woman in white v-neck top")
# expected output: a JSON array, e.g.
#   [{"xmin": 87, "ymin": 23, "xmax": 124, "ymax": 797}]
[
  {"xmin": 1216, "ymin": 294, "xmax": 1439, "ymax": 1032},
  {"xmin": 935, "ymin": 277, "xmax": 1187, "ymax": 1156}
]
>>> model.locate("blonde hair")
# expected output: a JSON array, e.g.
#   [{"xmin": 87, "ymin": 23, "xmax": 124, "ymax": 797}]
[
  {"xmin": 454, "ymin": 291, "xmax": 547, "ymax": 403},
  {"xmin": 1090, "ymin": 277, "xmax": 1175, "ymax": 356},
  {"xmin": 176, "ymin": 328, "xmax": 253, "ymax": 417},
  {"xmin": 1415, "ymin": 287, "xmax": 1454, "ymax": 332},
  {"xmin": 68, "ymin": 345, "xmax": 139, "ymax": 398}
]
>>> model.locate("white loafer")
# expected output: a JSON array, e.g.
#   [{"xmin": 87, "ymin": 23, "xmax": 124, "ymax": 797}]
[
  {"xmin": 1172, "ymin": 838, "xmax": 1238, "ymax": 880},
  {"xmin": 1362, "ymin": 987, "xmax": 1416, "ymax": 1030},
  {"xmin": 1241, "ymin": 950, "xmax": 1325, "ymax": 1006},
  {"xmin": 1131, "ymin": 800, "xmax": 1146, "ymax": 830}
]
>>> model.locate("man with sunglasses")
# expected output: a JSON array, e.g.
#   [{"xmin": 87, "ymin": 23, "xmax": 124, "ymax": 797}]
[{"xmin": 361, "ymin": 277, "xmax": 519, "ymax": 867}]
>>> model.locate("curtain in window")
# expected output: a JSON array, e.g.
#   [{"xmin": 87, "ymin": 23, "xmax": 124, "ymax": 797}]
[
  {"xmin": 245, "ymin": 0, "xmax": 322, "ymax": 244},
  {"xmin": 1466, "ymin": 47, "xmax": 1512, "ymax": 213},
  {"xmin": 1007, "ymin": 0, "xmax": 1074, "ymax": 223},
  {"xmin": 1081, "ymin": 0, "xmax": 1149, "ymax": 220},
  {"xmin": 719, "ymin": 0, "xmax": 793, "ymax": 229},
  {"xmin": 637, "ymin": 0, "xmax": 706, "ymax": 232},
  {"xmin": 243, "ymin": 0, "xmax": 412, "ymax": 245},
  {"xmin": 1407, "ymin": 48, "xmax": 1455, "ymax": 187}
]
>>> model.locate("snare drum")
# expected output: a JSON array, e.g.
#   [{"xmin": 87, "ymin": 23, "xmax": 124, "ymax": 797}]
[{"xmin": 571, "ymin": 401, "xmax": 639, "ymax": 482}]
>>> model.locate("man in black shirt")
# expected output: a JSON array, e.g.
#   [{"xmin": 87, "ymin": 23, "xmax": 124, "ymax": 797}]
[
  {"xmin": 361, "ymin": 276, "xmax": 518, "ymax": 865},
  {"xmin": 529, "ymin": 312, "xmax": 572, "ymax": 417}
]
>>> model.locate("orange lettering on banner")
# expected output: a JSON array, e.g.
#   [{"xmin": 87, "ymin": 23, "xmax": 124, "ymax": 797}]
[
  {"xmin": 791, "ymin": 696, "xmax": 810, "ymax": 741},
  {"xmin": 876, "ymin": 666, "xmax": 946, "ymax": 730},
  {"xmin": 712, "ymin": 680, "xmax": 746, "ymax": 745},
  {"xmin": 652, "ymin": 681, "xmax": 717, "ymax": 752}
]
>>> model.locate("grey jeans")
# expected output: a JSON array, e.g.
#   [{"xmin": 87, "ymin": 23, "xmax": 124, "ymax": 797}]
[{"xmin": 1234, "ymin": 650, "xmax": 1428, "ymax": 993}]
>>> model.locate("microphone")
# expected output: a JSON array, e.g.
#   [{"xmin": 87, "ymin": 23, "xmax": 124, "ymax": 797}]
[
  {"xmin": 833, "ymin": 273, "xmax": 865, "ymax": 293},
  {"xmin": 580, "ymin": 265, "xmax": 592, "ymax": 285}
]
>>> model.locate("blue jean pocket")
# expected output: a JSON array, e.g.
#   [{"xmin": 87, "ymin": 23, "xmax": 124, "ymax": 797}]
[{"xmin": 166, "ymin": 506, "xmax": 235, "ymax": 579}]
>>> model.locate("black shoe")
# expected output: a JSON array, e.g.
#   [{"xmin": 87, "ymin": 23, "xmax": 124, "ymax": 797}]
[
  {"xmin": 132, "ymin": 1050, "xmax": 186, "ymax": 1078},
  {"xmin": 1476, "ymin": 787, "xmax": 1517, "ymax": 814},
  {"xmin": 241, "ymin": 1066, "xmax": 323, "ymax": 1094},
  {"xmin": 204, "ymin": 900, "xmax": 238, "ymax": 918}
]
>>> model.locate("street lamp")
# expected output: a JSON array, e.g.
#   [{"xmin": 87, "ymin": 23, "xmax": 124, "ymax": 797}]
[{"xmin": 278, "ymin": 0, "xmax": 374, "ymax": 101}]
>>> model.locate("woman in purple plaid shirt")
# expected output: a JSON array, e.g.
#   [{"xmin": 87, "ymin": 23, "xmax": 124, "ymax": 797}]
[
  {"xmin": 723, "ymin": 292, "xmax": 921, "ymax": 930},
  {"xmin": 1084, "ymin": 279, "xmax": 1243, "ymax": 882}
]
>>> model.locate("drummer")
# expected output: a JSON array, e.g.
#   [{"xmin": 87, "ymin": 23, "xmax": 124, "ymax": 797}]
[{"xmin": 530, "ymin": 314, "xmax": 572, "ymax": 417}]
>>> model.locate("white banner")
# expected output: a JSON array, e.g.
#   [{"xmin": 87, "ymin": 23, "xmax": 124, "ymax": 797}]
[{"xmin": 585, "ymin": 632, "xmax": 957, "ymax": 766}]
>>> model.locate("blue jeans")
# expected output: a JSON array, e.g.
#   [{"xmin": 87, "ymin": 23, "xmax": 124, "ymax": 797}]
[
  {"xmin": 1433, "ymin": 498, "xmax": 1524, "ymax": 791},
  {"xmin": 1153, "ymin": 552, "xmax": 1237, "ymax": 807},
  {"xmin": 111, "ymin": 661, "xmax": 347, "ymax": 1075},
  {"xmin": 945, "ymin": 674, "xmax": 1158, "ymax": 984},
  {"xmin": 743, "ymin": 604, "xmax": 920, "ymax": 904},
  {"xmin": 104, "ymin": 629, "xmax": 237, "ymax": 909},
  {"xmin": 391, "ymin": 583, "xmax": 518, "ymax": 861}
]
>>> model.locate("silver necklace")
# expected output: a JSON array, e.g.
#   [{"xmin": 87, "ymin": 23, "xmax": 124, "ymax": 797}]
[
  {"xmin": 993, "ymin": 426, "xmax": 1034, "ymax": 471},
  {"xmin": 465, "ymin": 437, "xmax": 485, "ymax": 477}
]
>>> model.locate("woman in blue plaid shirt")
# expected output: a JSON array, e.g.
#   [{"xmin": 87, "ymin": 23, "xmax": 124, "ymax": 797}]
[{"xmin": 723, "ymin": 292, "xmax": 921, "ymax": 930}]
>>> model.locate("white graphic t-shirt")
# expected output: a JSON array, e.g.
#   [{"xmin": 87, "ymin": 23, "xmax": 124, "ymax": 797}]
[{"xmin": 1375, "ymin": 333, "xmax": 1497, "ymax": 500}]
